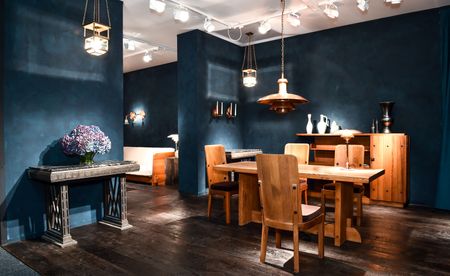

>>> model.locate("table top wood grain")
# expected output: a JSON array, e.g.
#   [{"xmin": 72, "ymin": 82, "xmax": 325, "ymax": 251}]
[{"xmin": 214, "ymin": 161, "xmax": 384, "ymax": 183}]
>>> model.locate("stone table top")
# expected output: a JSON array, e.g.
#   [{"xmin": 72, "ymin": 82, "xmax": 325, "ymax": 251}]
[{"xmin": 28, "ymin": 160, "xmax": 140, "ymax": 183}]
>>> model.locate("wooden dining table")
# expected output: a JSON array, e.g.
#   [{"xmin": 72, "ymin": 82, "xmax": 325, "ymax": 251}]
[{"xmin": 214, "ymin": 161, "xmax": 384, "ymax": 246}]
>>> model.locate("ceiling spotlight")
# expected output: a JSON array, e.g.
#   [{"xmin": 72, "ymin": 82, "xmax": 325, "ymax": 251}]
[
  {"xmin": 123, "ymin": 39, "xmax": 136, "ymax": 51},
  {"xmin": 357, "ymin": 0, "xmax": 369, "ymax": 11},
  {"xmin": 174, "ymin": 6, "xmax": 189, "ymax": 22},
  {"xmin": 258, "ymin": 20, "xmax": 271, "ymax": 34},
  {"xmin": 287, "ymin": 13, "xmax": 301, "ymax": 27},
  {"xmin": 204, "ymin": 18, "xmax": 215, "ymax": 33},
  {"xmin": 385, "ymin": 0, "xmax": 402, "ymax": 4},
  {"xmin": 149, "ymin": 0, "xmax": 166, "ymax": 13},
  {"xmin": 324, "ymin": 4, "xmax": 339, "ymax": 19},
  {"xmin": 143, "ymin": 50, "xmax": 152, "ymax": 63}
]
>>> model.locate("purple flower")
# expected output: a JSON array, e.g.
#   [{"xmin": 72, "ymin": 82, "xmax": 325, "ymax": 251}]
[{"xmin": 61, "ymin": 125, "xmax": 112, "ymax": 156}]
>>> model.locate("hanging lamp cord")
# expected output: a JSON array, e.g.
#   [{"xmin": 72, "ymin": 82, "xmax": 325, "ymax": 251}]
[
  {"xmin": 81, "ymin": 0, "xmax": 111, "ymax": 27},
  {"xmin": 281, "ymin": 0, "xmax": 285, "ymax": 79},
  {"xmin": 82, "ymin": 0, "xmax": 89, "ymax": 25}
]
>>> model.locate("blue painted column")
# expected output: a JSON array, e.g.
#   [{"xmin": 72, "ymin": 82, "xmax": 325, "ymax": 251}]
[
  {"xmin": 1, "ymin": 0, "xmax": 124, "ymax": 244},
  {"xmin": 177, "ymin": 30, "xmax": 244, "ymax": 196},
  {"xmin": 0, "ymin": 0, "xmax": 5, "ymax": 244}
]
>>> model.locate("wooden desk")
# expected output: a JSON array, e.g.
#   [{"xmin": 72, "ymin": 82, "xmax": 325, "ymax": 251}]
[
  {"xmin": 214, "ymin": 161, "xmax": 384, "ymax": 246},
  {"xmin": 28, "ymin": 161, "xmax": 140, "ymax": 247}
]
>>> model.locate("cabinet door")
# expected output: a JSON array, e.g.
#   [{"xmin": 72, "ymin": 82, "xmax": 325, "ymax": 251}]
[
  {"xmin": 370, "ymin": 135, "xmax": 391, "ymax": 201},
  {"xmin": 370, "ymin": 135, "xmax": 407, "ymax": 203}
]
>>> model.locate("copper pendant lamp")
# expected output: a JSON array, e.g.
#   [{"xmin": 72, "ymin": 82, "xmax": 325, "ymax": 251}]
[{"xmin": 257, "ymin": 0, "xmax": 309, "ymax": 114}]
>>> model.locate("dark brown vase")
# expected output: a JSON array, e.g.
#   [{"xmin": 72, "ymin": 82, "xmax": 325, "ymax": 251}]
[{"xmin": 380, "ymin": 101, "xmax": 394, "ymax": 133}]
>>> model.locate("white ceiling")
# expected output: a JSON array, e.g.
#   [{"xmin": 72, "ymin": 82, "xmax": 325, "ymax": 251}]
[{"xmin": 123, "ymin": 0, "xmax": 450, "ymax": 73}]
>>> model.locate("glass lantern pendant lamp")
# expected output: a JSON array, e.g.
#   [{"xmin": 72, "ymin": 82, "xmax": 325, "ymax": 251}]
[
  {"xmin": 241, "ymin": 32, "xmax": 257, "ymax": 88},
  {"xmin": 82, "ymin": 0, "xmax": 112, "ymax": 56}
]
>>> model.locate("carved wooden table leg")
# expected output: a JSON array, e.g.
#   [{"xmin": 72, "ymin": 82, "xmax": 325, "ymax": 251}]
[
  {"xmin": 42, "ymin": 183, "xmax": 77, "ymax": 247},
  {"xmin": 99, "ymin": 175, "xmax": 133, "ymax": 230}
]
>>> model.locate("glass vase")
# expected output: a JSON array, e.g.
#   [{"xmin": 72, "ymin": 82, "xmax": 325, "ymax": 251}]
[{"xmin": 80, "ymin": 152, "xmax": 96, "ymax": 165}]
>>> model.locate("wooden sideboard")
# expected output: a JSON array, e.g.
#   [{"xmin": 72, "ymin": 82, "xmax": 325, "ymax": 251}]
[{"xmin": 296, "ymin": 133, "xmax": 409, "ymax": 207}]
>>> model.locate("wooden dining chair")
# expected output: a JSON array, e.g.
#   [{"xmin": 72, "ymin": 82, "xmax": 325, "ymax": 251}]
[
  {"xmin": 257, "ymin": 154, "xmax": 325, "ymax": 273},
  {"xmin": 322, "ymin": 144, "xmax": 365, "ymax": 226},
  {"xmin": 284, "ymin": 143, "xmax": 310, "ymax": 204},
  {"xmin": 205, "ymin": 145, "xmax": 239, "ymax": 224}
]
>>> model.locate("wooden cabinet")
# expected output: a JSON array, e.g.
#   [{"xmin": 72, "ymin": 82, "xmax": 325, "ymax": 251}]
[
  {"xmin": 296, "ymin": 133, "xmax": 409, "ymax": 207},
  {"xmin": 369, "ymin": 134, "xmax": 409, "ymax": 204}
]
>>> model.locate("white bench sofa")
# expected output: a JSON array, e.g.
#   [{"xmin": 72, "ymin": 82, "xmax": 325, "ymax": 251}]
[{"xmin": 123, "ymin": 147, "xmax": 175, "ymax": 185}]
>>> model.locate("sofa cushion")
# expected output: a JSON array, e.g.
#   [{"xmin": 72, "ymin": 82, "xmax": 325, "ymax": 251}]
[{"xmin": 124, "ymin": 147, "xmax": 174, "ymax": 176}]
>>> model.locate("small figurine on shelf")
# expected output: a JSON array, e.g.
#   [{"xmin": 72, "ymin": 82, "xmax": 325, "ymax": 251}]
[{"xmin": 330, "ymin": 120, "xmax": 339, "ymax": 134}]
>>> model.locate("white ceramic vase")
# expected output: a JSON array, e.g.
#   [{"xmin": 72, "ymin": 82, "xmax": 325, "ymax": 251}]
[
  {"xmin": 317, "ymin": 114, "xmax": 328, "ymax": 134},
  {"xmin": 306, "ymin": 114, "xmax": 313, "ymax": 134},
  {"xmin": 330, "ymin": 121, "xmax": 339, "ymax": 134}
]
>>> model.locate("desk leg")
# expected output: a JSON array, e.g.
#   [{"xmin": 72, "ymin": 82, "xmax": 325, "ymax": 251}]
[
  {"xmin": 42, "ymin": 184, "xmax": 77, "ymax": 248},
  {"xmin": 334, "ymin": 181, "xmax": 362, "ymax": 246},
  {"xmin": 100, "ymin": 175, "xmax": 133, "ymax": 230},
  {"xmin": 238, "ymin": 174, "xmax": 260, "ymax": 226}
]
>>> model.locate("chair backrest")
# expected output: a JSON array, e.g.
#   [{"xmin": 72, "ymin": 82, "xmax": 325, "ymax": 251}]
[
  {"xmin": 284, "ymin": 143, "xmax": 309, "ymax": 165},
  {"xmin": 256, "ymin": 154, "xmax": 303, "ymax": 229},
  {"xmin": 334, "ymin": 144, "xmax": 365, "ymax": 168},
  {"xmin": 205, "ymin": 145, "xmax": 229, "ymax": 188}
]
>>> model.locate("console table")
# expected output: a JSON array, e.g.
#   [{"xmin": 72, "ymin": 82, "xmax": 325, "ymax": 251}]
[{"xmin": 28, "ymin": 160, "xmax": 140, "ymax": 247}]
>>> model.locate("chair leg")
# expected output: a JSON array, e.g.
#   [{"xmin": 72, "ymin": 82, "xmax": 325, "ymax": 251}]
[
  {"xmin": 318, "ymin": 217, "xmax": 325, "ymax": 259},
  {"xmin": 304, "ymin": 189, "xmax": 308, "ymax": 205},
  {"xmin": 225, "ymin": 192, "xmax": 231, "ymax": 224},
  {"xmin": 275, "ymin": 229, "xmax": 282, "ymax": 248},
  {"xmin": 260, "ymin": 225, "xmax": 269, "ymax": 263},
  {"xmin": 356, "ymin": 193, "xmax": 362, "ymax": 226},
  {"xmin": 207, "ymin": 193, "xmax": 212, "ymax": 220},
  {"xmin": 293, "ymin": 228, "xmax": 300, "ymax": 273}
]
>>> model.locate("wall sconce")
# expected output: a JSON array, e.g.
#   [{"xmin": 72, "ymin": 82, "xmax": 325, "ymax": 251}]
[
  {"xmin": 211, "ymin": 101, "xmax": 224, "ymax": 118},
  {"xmin": 226, "ymin": 103, "xmax": 237, "ymax": 119},
  {"xmin": 124, "ymin": 110, "xmax": 146, "ymax": 126}
]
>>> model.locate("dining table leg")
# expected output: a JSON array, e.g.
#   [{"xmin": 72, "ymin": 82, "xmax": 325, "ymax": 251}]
[
  {"xmin": 334, "ymin": 181, "xmax": 362, "ymax": 246},
  {"xmin": 238, "ymin": 173, "xmax": 261, "ymax": 226}
]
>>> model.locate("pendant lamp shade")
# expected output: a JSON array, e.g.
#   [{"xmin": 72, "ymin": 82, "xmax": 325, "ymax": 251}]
[{"xmin": 257, "ymin": 0, "xmax": 309, "ymax": 113}]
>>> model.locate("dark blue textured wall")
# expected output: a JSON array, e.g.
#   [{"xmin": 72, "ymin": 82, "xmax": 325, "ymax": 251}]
[
  {"xmin": 1, "ymin": 0, "xmax": 123, "ymax": 244},
  {"xmin": 124, "ymin": 62, "xmax": 178, "ymax": 147},
  {"xmin": 0, "ymin": 0, "xmax": 5, "ymax": 242},
  {"xmin": 178, "ymin": 31, "xmax": 243, "ymax": 195},
  {"xmin": 241, "ymin": 9, "xmax": 443, "ymax": 207}
]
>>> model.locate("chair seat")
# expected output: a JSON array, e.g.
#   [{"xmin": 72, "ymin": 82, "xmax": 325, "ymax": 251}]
[
  {"xmin": 301, "ymin": 204, "xmax": 322, "ymax": 221},
  {"xmin": 210, "ymin": 181, "xmax": 239, "ymax": 192},
  {"xmin": 323, "ymin": 183, "xmax": 364, "ymax": 194}
]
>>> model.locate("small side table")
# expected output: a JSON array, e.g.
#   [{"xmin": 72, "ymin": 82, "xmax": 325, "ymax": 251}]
[{"xmin": 165, "ymin": 157, "xmax": 179, "ymax": 185}]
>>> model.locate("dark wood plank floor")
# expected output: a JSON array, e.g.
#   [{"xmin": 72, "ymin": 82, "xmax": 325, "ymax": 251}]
[{"xmin": 4, "ymin": 183, "xmax": 450, "ymax": 275}]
